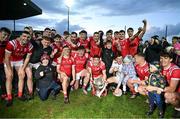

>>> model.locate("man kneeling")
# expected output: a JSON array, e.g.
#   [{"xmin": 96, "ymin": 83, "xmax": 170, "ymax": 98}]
[{"xmin": 35, "ymin": 54, "xmax": 60, "ymax": 101}]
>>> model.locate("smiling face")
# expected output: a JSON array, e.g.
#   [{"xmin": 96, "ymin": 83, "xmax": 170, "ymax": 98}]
[
  {"xmin": 116, "ymin": 56, "xmax": 123, "ymax": 64},
  {"xmin": 0, "ymin": 31, "xmax": 10, "ymax": 42},
  {"xmin": 63, "ymin": 47, "xmax": 71, "ymax": 56},
  {"xmin": 42, "ymin": 58, "xmax": 49, "ymax": 66},
  {"xmin": 78, "ymin": 49, "xmax": 85, "ymax": 56},
  {"xmin": 160, "ymin": 56, "xmax": 172, "ymax": 69},
  {"xmin": 93, "ymin": 57, "xmax": 100, "ymax": 66},
  {"xmin": 119, "ymin": 32, "xmax": 125, "ymax": 40},
  {"xmin": 20, "ymin": 33, "xmax": 31, "ymax": 46},
  {"xmin": 80, "ymin": 33, "xmax": 87, "ymax": 40},
  {"xmin": 127, "ymin": 29, "xmax": 134, "ymax": 37}
]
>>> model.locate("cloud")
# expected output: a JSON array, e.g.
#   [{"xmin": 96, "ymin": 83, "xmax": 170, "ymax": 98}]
[
  {"xmin": 55, "ymin": 19, "xmax": 84, "ymax": 34},
  {"xmin": 32, "ymin": 0, "xmax": 80, "ymax": 15},
  {"xmin": 82, "ymin": 17, "xmax": 92, "ymax": 20},
  {"xmin": 144, "ymin": 22, "xmax": 180, "ymax": 41},
  {"xmin": 74, "ymin": 0, "xmax": 180, "ymax": 16}
]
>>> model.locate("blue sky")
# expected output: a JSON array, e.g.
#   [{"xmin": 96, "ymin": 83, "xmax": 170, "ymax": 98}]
[{"xmin": 0, "ymin": 0, "xmax": 180, "ymax": 41}]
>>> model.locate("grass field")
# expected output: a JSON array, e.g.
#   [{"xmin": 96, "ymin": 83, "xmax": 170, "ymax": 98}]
[{"xmin": 0, "ymin": 90, "xmax": 174, "ymax": 118}]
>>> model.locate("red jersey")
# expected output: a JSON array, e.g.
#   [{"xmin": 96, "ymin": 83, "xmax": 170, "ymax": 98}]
[
  {"xmin": 73, "ymin": 53, "xmax": 89, "ymax": 73},
  {"xmin": 50, "ymin": 42, "xmax": 63, "ymax": 63},
  {"xmin": 135, "ymin": 61, "xmax": 150, "ymax": 81},
  {"xmin": 0, "ymin": 41, "xmax": 8, "ymax": 64},
  {"xmin": 112, "ymin": 38, "xmax": 119, "ymax": 54},
  {"xmin": 58, "ymin": 56, "xmax": 74, "ymax": 77},
  {"xmin": 88, "ymin": 61, "xmax": 106, "ymax": 78},
  {"xmin": 119, "ymin": 38, "xmax": 130, "ymax": 57},
  {"xmin": 5, "ymin": 39, "xmax": 33, "ymax": 61},
  {"xmin": 162, "ymin": 63, "xmax": 180, "ymax": 92},
  {"xmin": 90, "ymin": 39, "xmax": 102, "ymax": 57},
  {"xmin": 79, "ymin": 38, "xmax": 90, "ymax": 50},
  {"xmin": 129, "ymin": 37, "xmax": 140, "ymax": 56}
]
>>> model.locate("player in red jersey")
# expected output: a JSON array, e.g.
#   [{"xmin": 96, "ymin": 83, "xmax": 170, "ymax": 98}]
[
  {"xmin": 0, "ymin": 27, "xmax": 11, "ymax": 100},
  {"xmin": 128, "ymin": 20, "xmax": 147, "ymax": 56},
  {"xmin": 160, "ymin": 51, "xmax": 180, "ymax": 118},
  {"xmin": 112, "ymin": 31, "xmax": 120, "ymax": 55},
  {"xmin": 4, "ymin": 31, "xmax": 33, "ymax": 106},
  {"xmin": 106, "ymin": 30, "xmax": 113, "ymax": 42},
  {"xmin": 87, "ymin": 56, "xmax": 107, "ymax": 96},
  {"xmin": 64, "ymin": 32, "xmax": 79, "ymax": 56},
  {"xmin": 73, "ymin": 46, "xmax": 90, "ymax": 94},
  {"xmin": 79, "ymin": 30, "xmax": 90, "ymax": 53},
  {"xmin": 117, "ymin": 30, "xmax": 130, "ymax": 57},
  {"xmin": 90, "ymin": 32, "xmax": 102, "ymax": 58},
  {"xmin": 57, "ymin": 46, "xmax": 75, "ymax": 103},
  {"xmin": 160, "ymin": 51, "xmax": 180, "ymax": 93},
  {"xmin": 127, "ymin": 53, "xmax": 149, "ymax": 98},
  {"xmin": 50, "ymin": 34, "xmax": 63, "ymax": 66}
]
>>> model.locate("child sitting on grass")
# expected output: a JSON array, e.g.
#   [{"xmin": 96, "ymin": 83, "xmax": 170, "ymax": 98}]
[{"xmin": 122, "ymin": 55, "xmax": 138, "ymax": 98}]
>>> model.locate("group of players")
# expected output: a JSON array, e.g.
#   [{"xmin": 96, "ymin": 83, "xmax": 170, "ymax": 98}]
[{"xmin": 0, "ymin": 19, "xmax": 180, "ymax": 118}]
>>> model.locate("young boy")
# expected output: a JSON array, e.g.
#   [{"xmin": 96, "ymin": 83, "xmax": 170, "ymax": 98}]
[
  {"xmin": 107, "ymin": 54, "xmax": 124, "ymax": 96},
  {"xmin": 145, "ymin": 61, "xmax": 166, "ymax": 118},
  {"xmin": 35, "ymin": 54, "xmax": 60, "ymax": 101}
]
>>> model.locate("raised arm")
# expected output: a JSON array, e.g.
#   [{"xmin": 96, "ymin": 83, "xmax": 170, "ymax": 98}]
[{"xmin": 138, "ymin": 19, "xmax": 147, "ymax": 39}]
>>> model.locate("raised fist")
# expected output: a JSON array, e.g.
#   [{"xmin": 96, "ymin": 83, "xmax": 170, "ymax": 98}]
[{"xmin": 142, "ymin": 19, "xmax": 147, "ymax": 24}]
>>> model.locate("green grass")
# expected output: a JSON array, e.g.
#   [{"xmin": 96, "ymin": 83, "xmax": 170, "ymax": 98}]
[{"xmin": 0, "ymin": 90, "xmax": 174, "ymax": 118}]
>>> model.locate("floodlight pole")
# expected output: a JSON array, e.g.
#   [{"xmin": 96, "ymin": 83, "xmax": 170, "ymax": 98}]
[
  {"xmin": 13, "ymin": 20, "xmax": 16, "ymax": 31},
  {"xmin": 67, "ymin": 6, "xmax": 70, "ymax": 33}
]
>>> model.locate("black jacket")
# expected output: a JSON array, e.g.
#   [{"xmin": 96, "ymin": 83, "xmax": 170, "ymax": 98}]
[
  {"xmin": 145, "ymin": 43, "xmax": 162, "ymax": 63},
  {"xmin": 30, "ymin": 41, "xmax": 52, "ymax": 63},
  {"xmin": 35, "ymin": 64, "xmax": 55, "ymax": 88}
]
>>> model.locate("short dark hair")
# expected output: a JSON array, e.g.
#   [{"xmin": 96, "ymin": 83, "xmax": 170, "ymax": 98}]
[
  {"xmin": 42, "ymin": 36, "xmax": 51, "ymax": 41},
  {"xmin": 114, "ymin": 31, "xmax": 119, "ymax": 35},
  {"xmin": 71, "ymin": 32, "xmax": 77, "ymax": 37},
  {"xmin": 44, "ymin": 27, "xmax": 51, "ymax": 31},
  {"xmin": 127, "ymin": 27, "xmax": 134, "ymax": 31},
  {"xmin": 51, "ymin": 29, "xmax": 56, "ymax": 32},
  {"xmin": 106, "ymin": 30, "xmax": 113, "ymax": 35},
  {"xmin": 119, "ymin": 30, "xmax": 125, "ymax": 34},
  {"xmin": 160, "ymin": 50, "xmax": 173, "ymax": 59},
  {"xmin": 0, "ymin": 27, "xmax": 11, "ymax": 35},
  {"xmin": 54, "ymin": 34, "xmax": 61, "ymax": 39},
  {"xmin": 35, "ymin": 31, "xmax": 42, "ymax": 37},
  {"xmin": 93, "ymin": 32, "xmax": 99, "ymax": 35},
  {"xmin": 80, "ymin": 30, "xmax": 87, "ymax": 34},
  {"xmin": 63, "ymin": 31, "xmax": 69, "ymax": 35},
  {"xmin": 22, "ymin": 31, "xmax": 30, "ymax": 35},
  {"xmin": 24, "ymin": 26, "xmax": 30, "ymax": 30}
]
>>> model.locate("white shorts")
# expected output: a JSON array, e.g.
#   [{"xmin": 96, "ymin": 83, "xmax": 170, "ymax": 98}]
[
  {"xmin": 76, "ymin": 70, "xmax": 84, "ymax": 80},
  {"xmin": 115, "ymin": 73, "xmax": 124, "ymax": 83},
  {"xmin": 4, "ymin": 60, "xmax": 23, "ymax": 67},
  {"xmin": 29, "ymin": 62, "xmax": 40, "ymax": 69}
]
